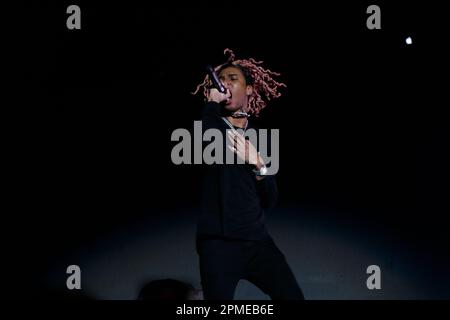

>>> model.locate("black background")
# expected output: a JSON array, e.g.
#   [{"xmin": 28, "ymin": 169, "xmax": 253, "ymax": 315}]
[{"xmin": 10, "ymin": 1, "xmax": 449, "ymax": 298}]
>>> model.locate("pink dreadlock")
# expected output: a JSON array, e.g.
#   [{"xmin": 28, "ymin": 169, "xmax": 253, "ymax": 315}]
[{"xmin": 192, "ymin": 49, "xmax": 286, "ymax": 117}]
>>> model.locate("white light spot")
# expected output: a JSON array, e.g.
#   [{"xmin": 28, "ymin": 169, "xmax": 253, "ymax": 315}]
[{"xmin": 406, "ymin": 37, "xmax": 413, "ymax": 45}]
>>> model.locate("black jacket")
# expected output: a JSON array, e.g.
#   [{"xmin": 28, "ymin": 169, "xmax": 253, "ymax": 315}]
[{"xmin": 197, "ymin": 102, "xmax": 278, "ymax": 241}]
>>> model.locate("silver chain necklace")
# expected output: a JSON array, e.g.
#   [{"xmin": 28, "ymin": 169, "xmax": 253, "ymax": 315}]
[{"xmin": 221, "ymin": 117, "xmax": 248, "ymax": 132}]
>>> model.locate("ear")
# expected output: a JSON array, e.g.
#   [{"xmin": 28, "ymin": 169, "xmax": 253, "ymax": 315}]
[{"xmin": 246, "ymin": 85, "xmax": 253, "ymax": 96}]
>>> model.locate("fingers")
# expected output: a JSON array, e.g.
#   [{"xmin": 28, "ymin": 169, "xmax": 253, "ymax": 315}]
[
  {"xmin": 227, "ymin": 132, "xmax": 244, "ymax": 154},
  {"xmin": 227, "ymin": 145, "xmax": 236, "ymax": 153},
  {"xmin": 226, "ymin": 131, "xmax": 241, "ymax": 153},
  {"xmin": 208, "ymin": 88, "xmax": 231, "ymax": 104},
  {"xmin": 227, "ymin": 132, "xmax": 259, "ymax": 165},
  {"xmin": 227, "ymin": 131, "xmax": 251, "ymax": 158},
  {"xmin": 226, "ymin": 130, "xmax": 245, "ymax": 144}
]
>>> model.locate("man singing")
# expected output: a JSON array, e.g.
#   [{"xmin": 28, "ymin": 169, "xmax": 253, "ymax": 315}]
[{"xmin": 192, "ymin": 49, "xmax": 304, "ymax": 300}]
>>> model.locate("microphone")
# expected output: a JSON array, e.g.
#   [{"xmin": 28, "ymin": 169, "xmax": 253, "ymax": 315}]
[{"xmin": 206, "ymin": 65, "xmax": 227, "ymax": 94}]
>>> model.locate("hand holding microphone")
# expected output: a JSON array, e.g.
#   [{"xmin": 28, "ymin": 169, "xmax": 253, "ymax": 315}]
[
  {"xmin": 205, "ymin": 65, "xmax": 248, "ymax": 118},
  {"xmin": 206, "ymin": 65, "xmax": 231, "ymax": 104}
]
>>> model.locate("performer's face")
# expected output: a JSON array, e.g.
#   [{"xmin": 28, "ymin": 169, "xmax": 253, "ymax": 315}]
[{"xmin": 219, "ymin": 66, "xmax": 253, "ymax": 112}]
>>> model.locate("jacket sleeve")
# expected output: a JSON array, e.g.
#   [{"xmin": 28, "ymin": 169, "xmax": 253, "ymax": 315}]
[
  {"xmin": 256, "ymin": 175, "xmax": 278, "ymax": 209},
  {"xmin": 201, "ymin": 101, "xmax": 223, "ymax": 130}
]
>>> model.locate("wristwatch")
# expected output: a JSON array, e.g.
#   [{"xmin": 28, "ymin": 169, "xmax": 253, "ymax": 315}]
[{"xmin": 253, "ymin": 165, "xmax": 268, "ymax": 176}]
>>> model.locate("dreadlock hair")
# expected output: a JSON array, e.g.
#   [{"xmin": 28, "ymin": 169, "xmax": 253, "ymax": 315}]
[{"xmin": 192, "ymin": 48, "xmax": 286, "ymax": 117}]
